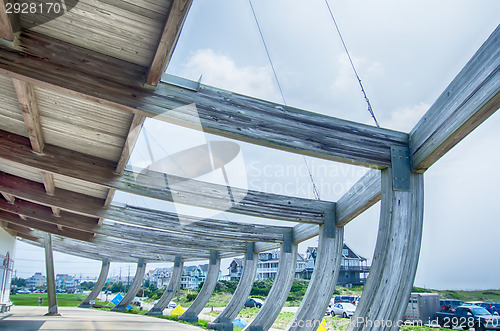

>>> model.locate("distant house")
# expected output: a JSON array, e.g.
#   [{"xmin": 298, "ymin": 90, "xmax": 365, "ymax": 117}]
[
  {"xmin": 228, "ymin": 243, "xmax": 370, "ymax": 286},
  {"xmin": 296, "ymin": 243, "xmax": 370, "ymax": 286},
  {"xmin": 26, "ymin": 272, "xmax": 46, "ymax": 288},
  {"xmin": 147, "ymin": 264, "xmax": 222, "ymax": 290},
  {"xmin": 55, "ymin": 274, "xmax": 77, "ymax": 288}
]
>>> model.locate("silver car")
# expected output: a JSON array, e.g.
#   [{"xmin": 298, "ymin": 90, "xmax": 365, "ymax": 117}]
[{"xmin": 331, "ymin": 302, "xmax": 356, "ymax": 318}]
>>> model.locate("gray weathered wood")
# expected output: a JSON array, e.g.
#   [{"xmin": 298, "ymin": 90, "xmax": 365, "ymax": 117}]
[
  {"xmin": 209, "ymin": 246, "xmax": 259, "ymax": 329},
  {"xmin": 287, "ymin": 225, "xmax": 344, "ymax": 331},
  {"xmin": 43, "ymin": 232, "xmax": 59, "ymax": 315},
  {"xmin": 411, "ymin": 26, "xmax": 500, "ymax": 173},
  {"xmin": 244, "ymin": 244, "xmax": 298, "ymax": 331},
  {"xmin": 347, "ymin": 168, "xmax": 424, "ymax": 331},
  {"xmin": 148, "ymin": 257, "xmax": 184, "ymax": 315},
  {"xmin": 112, "ymin": 259, "xmax": 147, "ymax": 311},
  {"xmin": 0, "ymin": 130, "xmax": 331, "ymax": 224},
  {"xmin": 0, "ymin": 31, "xmax": 409, "ymax": 168},
  {"xmin": 145, "ymin": 0, "xmax": 193, "ymax": 86},
  {"xmin": 0, "ymin": 0, "xmax": 19, "ymax": 41},
  {"xmin": 0, "ymin": 172, "xmax": 291, "ymax": 243},
  {"xmin": 79, "ymin": 259, "xmax": 110, "ymax": 308},
  {"xmin": 180, "ymin": 253, "xmax": 221, "ymax": 323}
]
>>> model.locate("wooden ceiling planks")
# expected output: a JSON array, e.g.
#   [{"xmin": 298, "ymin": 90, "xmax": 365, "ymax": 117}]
[{"xmin": 0, "ymin": 74, "xmax": 27, "ymax": 138}]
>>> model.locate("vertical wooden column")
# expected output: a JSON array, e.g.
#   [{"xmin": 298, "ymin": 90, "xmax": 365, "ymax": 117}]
[
  {"xmin": 43, "ymin": 232, "xmax": 59, "ymax": 316},
  {"xmin": 79, "ymin": 259, "xmax": 110, "ymax": 308},
  {"xmin": 112, "ymin": 259, "xmax": 147, "ymax": 311},
  {"xmin": 209, "ymin": 243, "xmax": 259, "ymax": 330},
  {"xmin": 287, "ymin": 213, "xmax": 344, "ymax": 331},
  {"xmin": 179, "ymin": 251, "xmax": 221, "ymax": 323},
  {"xmin": 148, "ymin": 256, "xmax": 184, "ymax": 315},
  {"xmin": 244, "ymin": 241, "xmax": 298, "ymax": 331},
  {"xmin": 347, "ymin": 166, "xmax": 424, "ymax": 331}
]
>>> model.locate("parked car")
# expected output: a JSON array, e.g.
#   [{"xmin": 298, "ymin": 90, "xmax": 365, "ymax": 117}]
[
  {"xmin": 16, "ymin": 289, "xmax": 31, "ymax": 294},
  {"xmin": 167, "ymin": 301, "xmax": 177, "ymax": 308},
  {"xmin": 334, "ymin": 295, "xmax": 360, "ymax": 305},
  {"xmin": 440, "ymin": 299, "xmax": 464, "ymax": 312},
  {"xmin": 436, "ymin": 305, "xmax": 500, "ymax": 330},
  {"xmin": 330, "ymin": 302, "xmax": 356, "ymax": 318},
  {"xmin": 476, "ymin": 303, "xmax": 500, "ymax": 315},
  {"xmin": 244, "ymin": 298, "xmax": 263, "ymax": 308}
]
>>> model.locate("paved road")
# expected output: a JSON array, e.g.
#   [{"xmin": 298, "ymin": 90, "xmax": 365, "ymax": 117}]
[{"xmin": 0, "ymin": 306, "xmax": 204, "ymax": 331}]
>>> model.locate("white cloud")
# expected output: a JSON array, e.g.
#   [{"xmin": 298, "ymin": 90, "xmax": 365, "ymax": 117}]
[
  {"xmin": 181, "ymin": 49, "xmax": 280, "ymax": 101},
  {"xmin": 382, "ymin": 102, "xmax": 430, "ymax": 132}
]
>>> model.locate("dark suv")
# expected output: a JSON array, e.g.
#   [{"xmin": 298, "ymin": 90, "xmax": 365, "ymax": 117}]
[
  {"xmin": 244, "ymin": 298, "xmax": 263, "ymax": 308},
  {"xmin": 440, "ymin": 299, "xmax": 464, "ymax": 312},
  {"xmin": 334, "ymin": 296, "xmax": 359, "ymax": 305}
]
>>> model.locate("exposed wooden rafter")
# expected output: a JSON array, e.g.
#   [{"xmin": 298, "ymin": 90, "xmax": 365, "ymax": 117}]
[
  {"xmin": 145, "ymin": 0, "xmax": 193, "ymax": 86},
  {"xmin": 1, "ymin": 192, "xmax": 15, "ymax": 203},
  {"xmin": 0, "ymin": 0, "xmax": 19, "ymax": 42}
]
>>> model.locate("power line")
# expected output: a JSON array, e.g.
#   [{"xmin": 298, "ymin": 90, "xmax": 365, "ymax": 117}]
[
  {"xmin": 324, "ymin": 0, "xmax": 380, "ymax": 127},
  {"xmin": 248, "ymin": 0, "xmax": 287, "ymax": 105}
]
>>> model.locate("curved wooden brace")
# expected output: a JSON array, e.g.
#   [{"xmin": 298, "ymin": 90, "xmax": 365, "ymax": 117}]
[
  {"xmin": 209, "ymin": 243, "xmax": 259, "ymax": 330},
  {"xmin": 287, "ymin": 224, "xmax": 344, "ymax": 330},
  {"xmin": 179, "ymin": 251, "xmax": 221, "ymax": 323},
  {"xmin": 79, "ymin": 259, "xmax": 110, "ymax": 308},
  {"xmin": 148, "ymin": 257, "xmax": 184, "ymax": 315},
  {"xmin": 112, "ymin": 259, "xmax": 147, "ymax": 311},
  {"xmin": 347, "ymin": 168, "xmax": 424, "ymax": 331},
  {"xmin": 244, "ymin": 243, "xmax": 298, "ymax": 331}
]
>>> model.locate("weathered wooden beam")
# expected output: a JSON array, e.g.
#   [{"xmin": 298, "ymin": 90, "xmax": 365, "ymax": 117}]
[
  {"xmin": 0, "ymin": 131, "xmax": 331, "ymax": 223},
  {"xmin": 1, "ymin": 192, "xmax": 15, "ymax": 203},
  {"xmin": 0, "ymin": 0, "xmax": 19, "ymax": 41},
  {"xmin": 79, "ymin": 259, "xmax": 110, "ymax": 308},
  {"xmin": 209, "ymin": 244, "xmax": 258, "ymax": 329},
  {"xmin": 411, "ymin": 26, "xmax": 500, "ymax": 173},
  {"xmin": 40, "ymin": 171, "xmax": 61, "ymax": 216},
  {"xmin": 0, "ymin": 31, "xmax": 408, "ymax": 168},
  {"xmin": 348, "ymin": 168, "xmax": 424, "ymax": 331},
  {"xmin": 43, "ymin": 232, "xmax": 59, "ymax": 315},
  {"xmin": 11, "ymin": 78, "xmax": 44, "ymax": 152},
  {"xmin": 0, "ymin": 172, "xmax": 290, "ymax": 242},
  {"xmin": 179, "ymin": 252, "xmax": 221, "ymax": 323},
  {"xmin": 288, "ymin": 224, "xmax": 343, "ymax": 330},
  {"xmin": 245, "ymin": 244, "xmax": 298, "ymax": 330},
  {"xmin": 148, "ymin": 257, "xmax": 184, "ymax": 315},
  {"xmin": 112, "ymin": 260, "xmax": 147, "ymax": 311},
  {"xmin": 0, "ymin": 210, "xmax": 95, "ymax": 242},
  {"xmin": 145, "ymin": 0, "xmax": 193, "ymax": 86}
]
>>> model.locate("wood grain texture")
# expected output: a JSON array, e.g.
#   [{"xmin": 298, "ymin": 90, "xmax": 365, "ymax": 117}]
[
  {"xmin": 411, "ymin": 26, "xmax": 500, "ymax": 173},
  {"xmin": 209, "ymin": 252, "xmax": 259, "ymax": 327},
  {"xmin": 244, "ymin": 244, "xmax": 298, "ymax": 331},
  {"xmin": 287, "ymin": 226, "xmax": 343, "ymax": 331},
  {"xmin": 0, "ymin": 172, "xmax": 291, "ymax": 243},
  {"xmin": 112, "ymin": 260, "xmax": 147, "ymax": 311},
  {"xmin": 79, "ymin": 259, "xmax": 110, "ymax": 308},
  {"xmin": 347, "ymin": 168, "xmax": 424, "ymax": 331},
  {"xmin": 0, "ymin": 130, "xmax": 331, "ymax": 224},
  {"xmin": 148, "ymin": 259, "xmax": 184, "ymax": 314},
  {"xmin": 43, "ymin": 232, "xmax": 58, "ymax": 315},
  {"xmin": 179, "ymin": 256, "xmax": 221, "ymax": 322},
  {"xmin": 0, "ymin": 31, "xmax": 408, "ymax": 168},
  {"xmin": 146, "ymin": 0, "xmax": 193, "ymax": 86},
  {"xmin": 0, "ymin": 0, "xmax": 19, "ymax": 41}
]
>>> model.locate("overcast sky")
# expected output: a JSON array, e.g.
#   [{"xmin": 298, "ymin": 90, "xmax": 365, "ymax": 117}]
[{"xmin": 14, "ymin": 0, "xmax": 500, "ymax": 290}]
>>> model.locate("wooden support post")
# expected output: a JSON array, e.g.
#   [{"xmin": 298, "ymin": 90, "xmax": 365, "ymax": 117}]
[
  {"xmin": 209, "ymin": 243, "xmax": 259, "ymax": 330},
  {"xmin": 179, "ymin": 251, "xmax": 221, "ymax": 323},
  {"xmin": 79, "ymin": 259, "xmax": 110, "ymax": 308},
  {"xmin": 244, "ymin": 243, "xmax": 298, "ymax": 331},
  {"xmin": 287, "ymin": 216, "xmax": 344, "ymax": 331},
  {"xmin": 112, "ymin": 259, "xmax": 147, "ymax": 311},
  {"xmin": 148, "ymin": 256, "xmax": 184, "ymax": 315},
  {"xmin": 43, "ymin": 232, "xmax": 60, "ymax": 316},
  {"xmin": 347, "ymin": 167, "xmax": 424, "ymax": 331},
  {"xmin": 0, "ymin": 0, "xmax": 20, "ymax": 42}
]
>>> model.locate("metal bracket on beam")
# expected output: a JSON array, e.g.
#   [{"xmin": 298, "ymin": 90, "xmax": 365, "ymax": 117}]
[
  {"xmin": 174, "ymin": 256, "xmax": 181, "ymax": 268},
  {"xmin": 246, "ymin": 242, "xmax": 255, "ymax": 260},
  {"xmin": 283, "ymin": 230, "xmax": 293, "ymax": 253},
  {"xmin": 138, "ymin": 258, "xmax": 145, "ymax": 267},
  {"xmin": 210, "ymin": 251, "xmax": 219, "ymax": 265},
  {"xmin": 324, "ymin": 207, "xmax": 336, "ymax": 238},
  {"xmin": 160, "ymin": 74, "xmax": 201, "ymax": 91},
  {"xmin": 390, "ymin": 145, "xmax": 411, "ymax": 191}
]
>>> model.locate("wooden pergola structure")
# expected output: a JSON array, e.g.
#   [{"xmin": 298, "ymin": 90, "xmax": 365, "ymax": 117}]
[{"xmin": 0, "ymin": 1, "xmax": 498, "ymax": 330}]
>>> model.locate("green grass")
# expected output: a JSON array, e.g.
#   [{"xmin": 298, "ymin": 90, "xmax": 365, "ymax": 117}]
[{"xmin": 9, "ymin": 293, "xmax": 104, "ymax": 307}]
